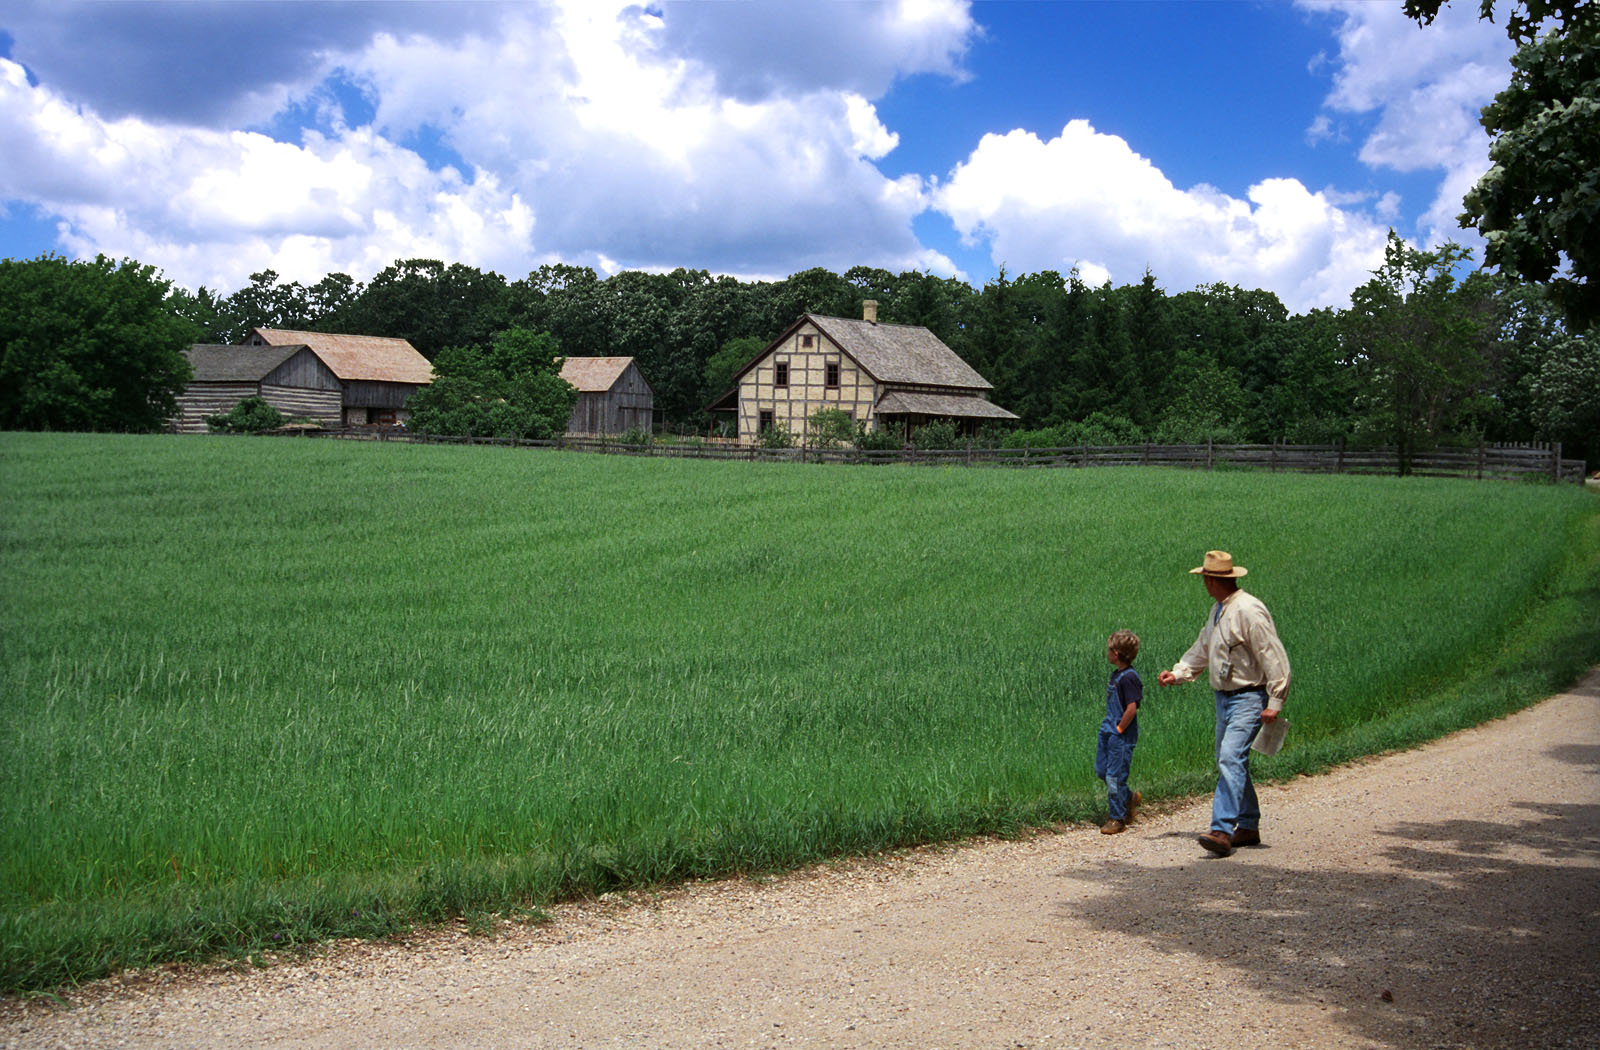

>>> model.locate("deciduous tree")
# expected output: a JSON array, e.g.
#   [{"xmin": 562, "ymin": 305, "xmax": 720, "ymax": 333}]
[{"xmin": 0, "ymin": 254, "xmax": 195, "ymax": 432}]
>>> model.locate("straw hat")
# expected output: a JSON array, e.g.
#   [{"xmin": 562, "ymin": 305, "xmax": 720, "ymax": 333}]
[{"xmin": 1189, "ymin": 550, "xmax": 1248, "ymax": 578}]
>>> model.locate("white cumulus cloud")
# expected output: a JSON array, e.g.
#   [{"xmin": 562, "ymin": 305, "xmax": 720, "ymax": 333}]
[{"xmin": 933, "ymin": 120, "xmax": 1392, "ymax": 312}]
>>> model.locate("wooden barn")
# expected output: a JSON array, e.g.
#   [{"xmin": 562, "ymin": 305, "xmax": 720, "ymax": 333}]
[
  {"xmin": 243, "ymin": 328, "xmax": 435, "ymax": 427},
  {"xmin": 706, "ymin": 301, "xmax": 1017, "ymax": 444},
  {"xmin": 557, "ymin": 357, "xmax": 655, "ymax": 436},
  {"xmin": 171, "ymin": 343, "xmax": 344, "ymax": 433}
]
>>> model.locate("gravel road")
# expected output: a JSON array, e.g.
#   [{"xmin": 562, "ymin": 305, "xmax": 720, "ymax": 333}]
[{"xmin": 5, "ymin": 668, "xmax": 1598, "ymax": 1050}]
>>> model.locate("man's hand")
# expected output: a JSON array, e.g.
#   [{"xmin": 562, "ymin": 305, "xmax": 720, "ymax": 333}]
[
  {"xmin": 1261, "ymin": 708, "xmax": 1279, "ymax": 722},
  {"xmin": 1157, "ymin": 670, "xmax": 1179, "ymax": 687}
]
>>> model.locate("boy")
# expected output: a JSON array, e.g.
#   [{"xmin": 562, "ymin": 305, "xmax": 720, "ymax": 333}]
[{"xmin": 1096, "ymin": 630, "xmax": 1144, "ymax": 834}]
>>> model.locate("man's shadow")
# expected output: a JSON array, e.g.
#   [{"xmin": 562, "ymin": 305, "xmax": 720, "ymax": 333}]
[{"xmin": 1050, "ymin": 744, "xmax": 1600, "ymax": 1049}]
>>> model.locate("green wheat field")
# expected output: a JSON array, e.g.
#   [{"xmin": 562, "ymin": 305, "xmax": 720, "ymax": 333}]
[{"xmin": 3, "ymin": 432, "xmax": 1597, "ymax": 993}]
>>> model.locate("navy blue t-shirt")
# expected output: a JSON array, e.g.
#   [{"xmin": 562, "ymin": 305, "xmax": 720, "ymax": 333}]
[{"xmin": 1102, "ymin": 666, "xmax": 1143, "ymax": 737}]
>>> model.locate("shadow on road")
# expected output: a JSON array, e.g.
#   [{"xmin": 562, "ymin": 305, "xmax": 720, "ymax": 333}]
[{"xmin": 1053, "ymin": 793, "xmax": 1600, "ymax": 1048}]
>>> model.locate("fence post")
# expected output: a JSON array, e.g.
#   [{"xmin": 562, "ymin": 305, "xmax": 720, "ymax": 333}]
[
  {"xmin": 1206, "ymin": 438, "xmax": 1213, "ymax": 471},
  {"xmin": 1270, "ymin": 439, "xmax": 1277, "ymax": 473},
  {"xmin": 1477, "ymin": 441, "xmax": 1485, "ymax": 480},
  {"xmin": 1336, "ymin": 438, "xmax": 1345, "ymax": 475},
  {"xmin": 1553, "ymin": 442, "xmax": 1562, "ymax": 483}
]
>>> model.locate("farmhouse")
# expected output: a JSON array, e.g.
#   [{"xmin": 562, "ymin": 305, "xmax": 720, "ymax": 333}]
[
  {"xmin": 708, "ymin": 301, "xmax": 1017, "ymax": 444},
  {"xmin": 558, "ymin": 356, "xmax": 655, "ymax": 436}
]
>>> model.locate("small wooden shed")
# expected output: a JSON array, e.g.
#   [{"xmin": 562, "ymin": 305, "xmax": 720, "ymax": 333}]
[
  {"xmin": 558, "ymin": 357, "xmax": 655, "ymax": 436},
  {"xmin": 171, "ymin": 343, "xmax": 343, "ymax": 433}
]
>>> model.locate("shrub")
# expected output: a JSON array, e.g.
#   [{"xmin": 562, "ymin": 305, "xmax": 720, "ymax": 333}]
[
  {"xmin": 755, "ymin": 422, "xmax": 794, "ymax": 449},
  {"xmin": 910, "ymin": 419, "xmax": 962, "ymax": 450},
  {"xmin": 206, "ymin": 397, "xmax": 286, "ymax": 434},
  {"xmin": 618, "ymin": 426, "xmax": 653, "ymax": 447},
  {"xmin": 854, "ymin": 421, "xmax": 903, "ymax": 451},
  {"xmin": 807, "ymin": 408, "xmax": 856, "ymax": 449}
]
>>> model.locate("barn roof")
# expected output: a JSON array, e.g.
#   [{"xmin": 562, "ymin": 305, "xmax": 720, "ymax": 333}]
[
  {"xmin": 248, "ymin": 328, "xmax": 434, "ymax": 384},
  {"xmin": 559, "ymin": 356, "xmax": 636, "ymax": 392},
  {"xmin": 875, "ymin": 390, "xmax": 1019, "ymax": 420},
  {"xmin": 185, "ymin": 343, "xmax": 306, "ymax": 382}
]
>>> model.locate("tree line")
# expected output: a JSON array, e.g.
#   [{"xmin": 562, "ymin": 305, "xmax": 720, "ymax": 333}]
[{"xmin": 1, "ymin": 237, "xmax": 1595, "ymax": 465}]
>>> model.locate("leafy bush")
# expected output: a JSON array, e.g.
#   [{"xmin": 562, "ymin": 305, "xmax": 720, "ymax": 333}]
[
  {"xmin": 807, "ymin": 407, "xmax": 856, "ymax": 449},
  {"xmin": 854, "ymin": 420, "xmax": 903, "ymax": 451},
  {"xmin": 755, "ymin": 422, "xmax": 795, "ymax": 449},
  {"xmin": 910, "ymin": 419, "xmax": 962, "ymax": 450},
  {"xmin": 618, "ymin": 426, "xmax": 653, "ymax": 447},
  {"xmin": 406, "ymin": 328, "xmax": 577, "ymax": 440},
  {"xmin": 206, "ymin": 397, "xmax": 285, "ymax": 434}
]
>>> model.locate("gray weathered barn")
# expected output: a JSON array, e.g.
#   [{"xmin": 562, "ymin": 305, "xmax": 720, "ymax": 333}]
[
  {"xmin": 171, "ymin": 343, "xmax": 343, "ymax": 433},
  {"xmin": 558, "ymin": 357, "xmax": 655, "ymax": 435},
  {"xmin": 171, "ymin": 330, "xmax": 435, "ymax": 432},
  {"xmin": 245, "ymin": 329, "xmax": 434, "ymax": 426}
]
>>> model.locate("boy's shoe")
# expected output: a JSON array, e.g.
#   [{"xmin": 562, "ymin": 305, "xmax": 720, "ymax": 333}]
[
  {"xmin": 1230, "ymin": 827, "xmax": 1261, "ymax": 847},
  {"xmin": 1128, "ymin": 791, "xmax": 1142, "ymax": 823},
  {"xmin": 1100, "ymin": 819, "xmax": 1127, "ymax": 835},
  {"xmin": 1197, "ymin": 830, "xmax": 1234, "ymax": 856}
]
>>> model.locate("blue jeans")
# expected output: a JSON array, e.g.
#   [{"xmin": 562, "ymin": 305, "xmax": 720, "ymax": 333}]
[
  {"xmin": 1213, "ymin": 689, "xmax": 1265, "ymax": 834},
  {"xmin": 1095, "ymin": 727, "xmax": 1136, "ymax": 821}
]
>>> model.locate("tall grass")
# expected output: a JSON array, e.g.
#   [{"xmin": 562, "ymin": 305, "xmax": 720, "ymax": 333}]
[{"xmin": 2, "ymin": 432, "xmax": 1597, "ymax": 992}]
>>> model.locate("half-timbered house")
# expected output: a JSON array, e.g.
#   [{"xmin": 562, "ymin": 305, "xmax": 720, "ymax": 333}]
[{"xmin": 706, "ymin": 301, "xmax": 1017, "ymax": 444}]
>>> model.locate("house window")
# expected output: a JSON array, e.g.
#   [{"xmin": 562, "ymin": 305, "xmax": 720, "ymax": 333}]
[
  {"xmin": 759, "ymin": 409, "xmax": 774, "ymax": 432},
  {"xmin": 800, "ymin": 334, "xmax": 815, "ymax": 349},
  {"xmin": 774, "ymin": 361, "xmax": 789, "ymax": 387},
  {"xmin": 825, "ymin": 361, "xmax": 841, "ymax": 388}
]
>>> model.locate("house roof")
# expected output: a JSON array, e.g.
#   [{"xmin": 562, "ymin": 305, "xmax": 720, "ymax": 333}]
[
  {"xmin": 559, "ymin": 356, "xmax": 636, "ymax": 392},
  {"xmin": 248, "ymin": 328, "xmax": 434, "ymax": 384},
  {"xmin": 875, "ymin": 390, "xmax": 1019, "ymax": 420},
  {"xmin": 185, "ymin": 343, "xmax": 306, "ymax": 382},
  {"xmin": 807, "ymin": 315, "xmax": 992, "ymax": 389},
  {"xmin": 707, "ymin": 312, "xmax": 999, "ymax": 413}
]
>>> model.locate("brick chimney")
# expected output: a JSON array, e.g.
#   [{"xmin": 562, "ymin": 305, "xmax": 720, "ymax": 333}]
[{"xmin": 863, "ymin": 300, "xmax": 878, "ymax": 324}]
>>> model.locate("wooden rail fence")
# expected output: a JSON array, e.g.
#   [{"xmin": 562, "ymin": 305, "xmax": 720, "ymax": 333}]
[{"xmin": 284, "ymin": 429, "xmax": 1589, "ymax": 484}]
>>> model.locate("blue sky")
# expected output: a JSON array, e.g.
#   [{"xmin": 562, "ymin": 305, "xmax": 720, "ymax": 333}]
[{"xmin": 0, "ymin": 1, "xmax": 1513, "ymax": 312}]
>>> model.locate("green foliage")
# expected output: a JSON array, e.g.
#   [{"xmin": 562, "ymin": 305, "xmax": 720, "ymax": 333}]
[
  {"xmin": 755, "ymin": 421, "xmax": 795, "ymax": 449},
  {"xmin": 618, "ymin": 426, "xmax": 654, "ymax": 447},
  {"xmin": 406, "ymin": 328, "xmax": 576, "ymax": 440},
  {"xmin": 205, "ymin": 396, "xmax": 286, "ymax": 434},
  {"xmin": 0, "ymin": 254, "xmax": 196, "ymax": 433},
  {"xmin": 807, "ymin": 407, "xmax": 857, "ymax": 449},
  {"xmin": 1408, "ymin": 1, "xmax": 1600, "ymax": 329},
  {"xmin": 853, "ymin": 420, "xmax": 903, "ymax": 451},
  {"xmin": 704, "ymin": 336, "xmax": 763, "ymax": 403},
  {"xmin": 2, "ymin": 434, "xmax": 1596, "ymax": 990},
  {"xmin": 1341, "ymin": 233, "xmax": 1499, "ymax": 472},
  {"xmin": 909, "ymin": 419, "xmax": 962, "ymax": 450}
]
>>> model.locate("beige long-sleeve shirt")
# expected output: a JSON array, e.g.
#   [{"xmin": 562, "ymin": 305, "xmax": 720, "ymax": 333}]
[{"xmin": 1168, "ymin": 589, "xmax": 1292, "ymax": 712}]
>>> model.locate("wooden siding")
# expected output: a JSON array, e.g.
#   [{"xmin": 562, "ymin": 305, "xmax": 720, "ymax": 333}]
[
  {"xmin": 341, "ymin": 379, "xmax": 423, "ymax": 410},
  {"xmin": 169, "ymin": 382, "xmax": 341, "ymax": 433},
  {"xmin": 564, "ymin": 361, "xmax": 654, "ymax": 435},
  {"xmin": 263, "ymin": 347, "xmax": 341, "ymax": 391},
  {"xmin": 171, "ymin": 382, "xmax": 259, "ymax": 434},
  {"xmin": 735, "ymin": 321, "xmax": 877, "ymax": 442},
  {"xmin": 260, "ymin": 385, "xmax": 343, "ymax": 427}
]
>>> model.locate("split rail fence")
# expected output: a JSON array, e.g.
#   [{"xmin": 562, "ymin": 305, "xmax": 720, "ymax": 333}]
[{"xmin": 290, "ymin": 428, "xmax": 1588, "ymax": 483}]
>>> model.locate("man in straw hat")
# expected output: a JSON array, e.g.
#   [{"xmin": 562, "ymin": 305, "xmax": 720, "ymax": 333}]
[{"xmin": 1158, "ymin": 550, "xmax": 1292, "ymax": 857}]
